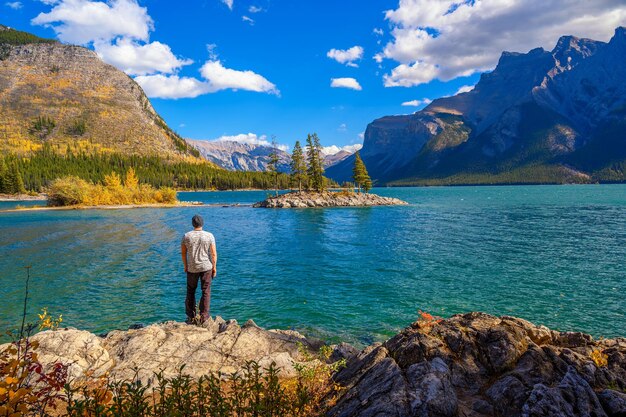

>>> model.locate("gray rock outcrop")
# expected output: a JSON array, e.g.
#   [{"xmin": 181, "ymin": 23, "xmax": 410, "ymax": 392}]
[
  {"xmin": 253, "ymin": 191, "xmax": 408, "ymax": 208},
  {"xmin": 4, "ymin": 317, "xmax": 321, "ymax": 385},
  {"xmin": 328, "ymin": 312, "xmax": 626, "ymax": 417}
]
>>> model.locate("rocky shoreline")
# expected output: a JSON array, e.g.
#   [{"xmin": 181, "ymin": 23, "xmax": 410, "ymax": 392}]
[
  {"xmin": 7, "ymin": 317, "xmax": 323, "ymax": 385},
  {"xmin": 253, "ymin": 191, "xmax": 408, "ymax": 208},
  {"xmin": 330, "ymin": 312, "xmax": 626, "ymax": 417},
  {"xmin": 3, "ymin": 313, "xmax": 625, "ymax": 416}
]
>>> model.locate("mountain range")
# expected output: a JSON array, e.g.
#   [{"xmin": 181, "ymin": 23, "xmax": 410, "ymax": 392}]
[
  {"xmin": 327, "ymin": 27, "xmax": 626, "ymax": 185},
  {"xmin": 187, "ymin": 139, "xmax": 359, "ymax": 172}
]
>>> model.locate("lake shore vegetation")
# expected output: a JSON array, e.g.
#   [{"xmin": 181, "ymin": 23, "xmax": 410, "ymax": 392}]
[
  {"xmin": 1, "ymin": 145, "xmax": 294, "ymax": 194},
  {"xmin": 47, "ymin": 168, "xmax": 178, "ymax": 206}
]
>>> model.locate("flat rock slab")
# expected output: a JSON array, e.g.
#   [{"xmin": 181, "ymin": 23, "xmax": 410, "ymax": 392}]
[
  {"xmin": 1, "ymin": 317, "xmax": 322, "ymax": 385},
  {"xmin": 253, "ymin": 191, "xmax": 408, "ymax": 208}
]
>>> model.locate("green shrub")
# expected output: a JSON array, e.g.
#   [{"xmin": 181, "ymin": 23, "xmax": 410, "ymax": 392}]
[
  {"xmin": 47, "ymin": 175, "xmax": 89, "ymax": 206},
  {"xmin": 65, "ymin": 361, "xmax": 327, "ymax": 417},
  {"xmin": 29, "ymin": 116, "xmax": 56, "ymax": 140},
  {"xmin": 65, "ymin": 119, "xmax": 86, "ymax": 136}
]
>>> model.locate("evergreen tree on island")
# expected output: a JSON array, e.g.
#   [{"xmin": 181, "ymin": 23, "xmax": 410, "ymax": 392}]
[
  {"xmin": 267, "ymin": 136, "xmax": 280, "ymax": 196},
  {"xmin": 306, "ymin": 133, "xmax": 325, "ymax": 192},
  {"xmin": 352, "ymin": 151, "xmax": 372, "ymax": 193},
  {"xmin": 290, "ymin": 140, "xmax": 307, "ymax": 192}
]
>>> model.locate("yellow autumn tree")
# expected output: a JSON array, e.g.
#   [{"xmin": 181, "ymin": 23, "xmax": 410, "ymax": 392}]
[
  {"xmin": 124, "ymin": 167, "xmax": 139, "ymax": 188},
  {"xmin": 103, "ymin": 171, "xmax": 122, "ymax": 188}
]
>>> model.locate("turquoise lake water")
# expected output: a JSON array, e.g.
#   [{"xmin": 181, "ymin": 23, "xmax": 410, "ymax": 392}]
[{"xmin": 0, "ymin": 185, "xmax": 624, "ymax": 345}]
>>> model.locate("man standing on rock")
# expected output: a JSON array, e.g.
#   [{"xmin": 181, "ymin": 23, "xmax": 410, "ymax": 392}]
[{"xmin": 181, "ymin": 214, "xmax": 217, "ymax": 324}]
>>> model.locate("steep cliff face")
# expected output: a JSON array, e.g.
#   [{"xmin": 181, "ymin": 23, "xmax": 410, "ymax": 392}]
[
  {"xmin": 0, "ymin": 33, "xmax": 198, "ymax": 159},
  {"xmin": 327, "ymin": 28, "xmax": 626, "ymax": 185}
]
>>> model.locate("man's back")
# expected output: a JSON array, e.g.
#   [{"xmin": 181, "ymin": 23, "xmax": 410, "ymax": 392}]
[{"xmin": 182, "ymin": 230, "xmax": 215, "ymax": 273}]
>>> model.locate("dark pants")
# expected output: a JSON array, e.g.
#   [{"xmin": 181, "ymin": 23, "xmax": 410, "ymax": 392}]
[{"xmin": 186, "ymin": 271, "xmax": 212, "ymax": 321}]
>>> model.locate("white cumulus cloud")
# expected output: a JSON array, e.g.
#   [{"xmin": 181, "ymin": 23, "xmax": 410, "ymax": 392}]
[
  {"xmin": 379, "ymin": 0, "xmax": 626, "ymax": 87},
  {"xmin": 383, "ymin": 60, "xmax": 439, "ymax": 87},
  {"xmin": 221, "ymin": 0, "xmax": 233, "ymax": 10},
  {"xmin": 32, "ymin": 0, "xmax": 153, "ymax": 44},
  {"xmin": 135, "ymin": 74, "xmax": 210, "ymax": 99},
  {"xmin": 5, "ymin": 1, "xmax": 22, "ymax": 9},
  {"xmin": 248, "ymin": 5, "xmax": 263, "ymax": 13},
  {"xmin": 321, "ymin": 144, "xmax": 362, "ymax": 156},
  {"xmin": 200, "ymin": 60, "xmax": 279, "ymax": 95},
  {"xmin": 95, "ymin": 38, "xmax": 192, "ymax": 76},
  {"xmin": 242, "ymin": 15, "xmax": 254, "ymax": 25},
  {"xmin": 213, "ymin": 133, "xmax": 289, "ymax": 151},
  {"xmin": 330, "ymin": 77, "xmax": 362, "ymax": 91},
  {"xmin": 401, "ymin": 98, "xmax": 432, "ymax": 107},
  {"xmin": 136, "ymin": 60, "xmax": 279, "ymax": 99},
  {"xmin": 455, "ymin": 84, "xmax": 474, "ymax": 95},
  {"xmin": 327, "ymin": 46, "xmax": 364, "ymax": 67}
]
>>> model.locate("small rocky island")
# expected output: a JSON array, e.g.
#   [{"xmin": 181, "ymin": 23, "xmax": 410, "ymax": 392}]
[{"xmin": 253, "ymin": 191, "xmax": 408, "ymax": 208}]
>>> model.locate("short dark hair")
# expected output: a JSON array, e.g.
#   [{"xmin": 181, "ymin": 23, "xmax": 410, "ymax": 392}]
[{"xmin": 192, "ymin": 214, "xmax": 204, "ymax": 228}]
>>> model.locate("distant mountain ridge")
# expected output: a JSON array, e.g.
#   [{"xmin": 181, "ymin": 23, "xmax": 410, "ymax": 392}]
[
  {"xmin": 327, "ymin": 27, "xmax": 626, "ymax": 185},
  {"xmin": 187, "ymin": 139, "xmax": 292, "ymax": 172},
  {"xmin": 188, "ymin": 139, "xmax": 359, "ymax": 172}
]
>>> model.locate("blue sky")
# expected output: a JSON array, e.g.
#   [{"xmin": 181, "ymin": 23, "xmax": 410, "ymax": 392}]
[{"xmin": 3, "ymin": 0, "xmax": 625, "ymax": 151}]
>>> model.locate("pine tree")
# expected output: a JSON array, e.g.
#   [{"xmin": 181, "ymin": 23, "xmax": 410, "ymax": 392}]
[
  {"xmin": 352, "ymin": 151, "xmax": 372, "ymax": 193},
  {"xmin": 306, "ymin": 133, "xmax": 325, "ymax": 192},
  {"xmin": 0, "ymin": 157, "xmax": 7, "ymax": 194},
  {"xmin": 305, "ymin": 134, "xmax": 315, "ymax": 190},
  {"xmin": 363, "ymin": 177, "xmax": 372, "ymax": 193},
  {"xmin": 4, "ymin": 161, "xmax": 26, "ymax": 194},
  {"xmin": 314, "ymin": 133, "xmax": 325, "ymax": 190},
  {"xmin": 267, "ymin": 136, "xmax": 280, "ymax": 196},
  {"xmin": 290, "ymin": 140, "xmax": 306, "ymax": 192},
  {"xmin": 13, "ymin": 164, "xmax": 26, "ymax": 194}
]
